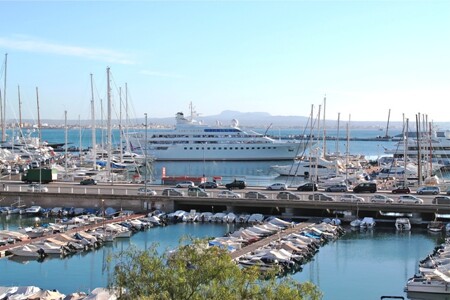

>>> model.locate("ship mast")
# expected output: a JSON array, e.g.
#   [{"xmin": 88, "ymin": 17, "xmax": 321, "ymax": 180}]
[
  {"xmin": 90, "ymin": 73, "xmax": 96, "ymax": 170},
  {"xmin": 18, "ymin": 85, "xmax": 22, "ymax": 130},
  {"xmin": 36, "ymin": 87, "xmax": 41, "ymax": 144},
  {"xmin": 106, "ymin": 67, "xmax": 112, "ymax": 182},
  {"xmin": 2, "ymin": 53, "xmax": 7, "ymax": 142}
]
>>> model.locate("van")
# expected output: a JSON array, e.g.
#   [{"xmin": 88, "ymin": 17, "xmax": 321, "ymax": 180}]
[
  {"xmin": 416, "ymin": 186, "xmax": 440, "ymax": 195},
  {"xmin": 432, "ymin": 196, "xmax": 450, "ymax": 204},
  {"xmin": 353, "ymin": 182, "xmax": 377, "ymax": 193}
]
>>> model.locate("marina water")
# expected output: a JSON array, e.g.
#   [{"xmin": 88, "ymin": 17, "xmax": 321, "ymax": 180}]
[{"xmin": 0, "ymin": 214, "xmax": 444, "ymax": 299}]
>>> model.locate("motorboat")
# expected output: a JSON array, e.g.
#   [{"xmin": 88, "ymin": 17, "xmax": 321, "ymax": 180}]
[
  {"xmin": 395, "ymin": 218, "xmax": 411, "ymax": 231},
  {"xmin": 428, "ymin": 221, "xmax": 444, "ymax": 233},
  {"xmin": 24, "ymin": 206, "xmax": 42, "ymax": 215},
  {"xmin": 271, "ymin": 156, "xmax": 343, "ymax": 177},
  {"xmin": 9, "ymin": 245, "xmax": 45, "ymax": 258},
  {"xmin": 350, "ymin": 218, "xmax": 362, "ymax": 228},
  {"xmin": 405, "ymin": 271, "xmax": 450, "ymax": 294},
  {"xmin": 126, "ymin": 108, "xmax": 308, "ymax": 161},
  {"xmin": 360, "ymin": 217, "xmax": 376, "ymax": 230}
]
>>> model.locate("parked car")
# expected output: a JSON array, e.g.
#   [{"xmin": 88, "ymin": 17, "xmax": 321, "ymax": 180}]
[
  {"xmin": 217, "ymin": 190, "xmax": 241, "ymax": 198},
  {"xmin": 392, "ymin": 186, "xmax": 411, "ymax": 194},
  {"xmin": 340, "ymin": 194, "xmax": 365, "ymax": 203},
  {"xmin": 266, "ymin": 183, "xmax": 287, "ymax": 190},
  {"xmin": 353, "ymin": 182, "xmax": 377, "ymax": 193},
  {"xmin": 245, "ymin": 191, "xmax": 269, "ymax": 199},
  {"xmin": 276, "ymin": 191, "xmax": 300, "ymax": 200},
  {"xmin": 325, "ymin": 184, "xmax": 349, "ymax": 193},
  {"xmin": 198, "ymin": 181, "xmax": 219, "ymax": 189},
  {"xmin": 447, "ymin": 187, "xmax": 450, "ymax": 195},
  {"xmin": 80, "ymin": 178, "xmax": 97, "ymax": 185},
  {"xmin": 398, "ymin": 195, "xmax": 424, "ymax": 204},
  {"xmin": 225, "ymin": 180, "xmax": 246, "ymax": 190},
  {"xmin": 162, "ymin": 188, "xmax": 184, "ymax": 197},
  {"xmin": 370, "ymin": 194, "xmax": 394, "ymax": 204},
  {"xmin": 308, "ymin": 193, "xmax": 335, "ymax": 201},
  {"xmin": 187, "ymin": 187, "xmax": 210, "ymax": 197},
  {"xmin": 137, "ymin": 187, "xmax": 157, "ymax": 196},
  {"xmin": 297, "ymin": 182, "xmax": 318, "ymax": 192},
  {"xmin": 175, "ymin": 181, "xmax": 195, "ymax": 188},
  {"xmin": 27, "ymin": 184, "xmax": 48, "ymax": 192},
  {"xmin": 416, "ymin": 186, "xmax": 440, "ymax": 195},
  {"xmin": 432, "ymin": 196, "xmax": 450, "ymax": 204}
]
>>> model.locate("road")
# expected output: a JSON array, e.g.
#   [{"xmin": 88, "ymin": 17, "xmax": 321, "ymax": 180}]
[{"xmin": 0, "ymin": 178, "xmax": 445, "ymax": 205}]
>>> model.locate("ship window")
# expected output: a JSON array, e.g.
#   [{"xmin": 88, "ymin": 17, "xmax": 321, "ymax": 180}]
[
  {"xmin": 262, "ymin": 147, "xmax": 265, "ymax": 149},
  {"xmin": 224, "ymin": 147, "xmax": 227, "ymax": 150},
  {"xmin": 252, "ymin": 147, "xmax": 255, "ymax": 150},
  {"xmin": 190, "ymin": 147, "xmax": 193, "ymax": 150},
  {"xmin": 235, "ymin": 147, "xmax": 238, "ymax": 150},
  {"xmin": 184, "ymin": 147, "xmax": 187, "ymax": 150},
  {"xmin": 207, "ymin": 147, "xmax": 210, "ymax": 150},
  {"xmin": 213, "ymin": 147, "xmax": 216, "ymax": 150},
  {"xmin": 246, "ymin": 147, "xmax": 249, "ymax": 150},
  {"xmin": 196, "ymin": 147, "xmax": 199, "ymax": 150},
  {"xmin": 257, "ymin": 147, "xmax": 260, "ymax": 149},
  {"xmin": 241, "ymin": 147, "xmax": 244, "ymax": 150}
]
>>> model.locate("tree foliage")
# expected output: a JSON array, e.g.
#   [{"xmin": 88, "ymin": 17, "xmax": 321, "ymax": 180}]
[{"xmin": 109, "ymin": 237, "xmax": 322, "ymax": 300}]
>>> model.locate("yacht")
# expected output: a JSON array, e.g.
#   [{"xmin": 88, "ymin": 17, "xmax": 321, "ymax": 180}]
[
  {"xmin": 385, "ymin": 130, "xmax": 450, "ymax": 166},
  {"xmin": 395, "ymin": 218, "xmax": 411, "ymax": 231},
  {"xmin": 271, "ymin": 156, "xmax": 343, "ymax": 177},
  {"xmin": 126, "ymin": 110, "xmax": 307, "ymax": 161}
]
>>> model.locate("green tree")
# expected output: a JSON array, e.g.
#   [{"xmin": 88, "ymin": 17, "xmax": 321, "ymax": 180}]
[{"xmin": 109, "ymin": 237, "xmax": 322, "ymax": 300}]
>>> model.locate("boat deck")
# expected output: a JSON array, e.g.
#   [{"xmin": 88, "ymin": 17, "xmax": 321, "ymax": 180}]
[
  {"xmin": 230, "ymin": 222, "xmax": 314, "ymax": 260},
  {"xmin": 0, "ymin": 214, "xmax": 146, "ymax": 257}
]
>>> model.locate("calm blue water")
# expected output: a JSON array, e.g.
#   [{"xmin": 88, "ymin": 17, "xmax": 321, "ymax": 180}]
[{"xmin": 0, "ymin": 214, "xmax": 443, "ymax": 299}]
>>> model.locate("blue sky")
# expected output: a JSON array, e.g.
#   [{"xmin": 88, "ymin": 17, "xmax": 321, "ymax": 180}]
[{"xmin": 0, "ymin": 1, "xmax": 449, "ymax": 123}]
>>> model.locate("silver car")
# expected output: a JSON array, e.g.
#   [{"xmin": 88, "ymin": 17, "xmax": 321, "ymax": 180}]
[
  {"xmin": 398, "ymin": 195, "xmax": 424, "ymax": 204},
  {"xmin": 340, "ymin": 194, "xmax": 364, "ymax": 203},
  {"xmin": 370, "ymin": 194, "xmax": 394, "ymax": 204}
]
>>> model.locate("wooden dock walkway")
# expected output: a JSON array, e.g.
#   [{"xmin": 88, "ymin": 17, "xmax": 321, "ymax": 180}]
[
  {"xmin": 0, "ymin": 214, "xmax": 146, "ymax": 257},
  {"xmin": 230, "ymin": 222, "xmax": 314, "ymax": 260}
]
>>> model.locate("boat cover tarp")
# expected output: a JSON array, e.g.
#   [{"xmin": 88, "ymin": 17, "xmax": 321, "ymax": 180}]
[
  {"xmin": 28, "ymin": 289, "xmax": 66, "ymax": 300},
  {"xmin": 84, "ymin": 288, "xmax": 117, "ymax": 300}
]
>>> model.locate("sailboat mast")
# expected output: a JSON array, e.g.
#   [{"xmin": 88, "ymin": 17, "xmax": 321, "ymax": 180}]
[
  {"xmin": 416, "ymin": 113, "xmax": 422, "ymax": 186},
  {"xmin": 79, "ymin": 115, "xmax": 82, "ymax": 162},
  {"xmin": 322, "ymin": 95, "xmax": 326, "ymax": 155},
  {"xmin": 385, "ymin": 109, "xmax": 391, "ymax": 138},
  {"xmin": 36, "ymin": 87, "xmax": 41, "ymax": 144},
  {"xmin": 90, "ymin": 73, "xmax": 96, "ymax": 170},
  {"xmin": 18, "ymin": 85, "xmax": 22, "ymax": 130},
  {"xmin": 119, "ymin": 87, "xmax": 123, "ymax": 162},
  {"xmin": 64, "ymin": 111, "xmax": 68, "ymax": 178},
  {"xmin": 336, "ymin": 112, "xmax": 340, "ymax": 154},
  {"xmin": 2, "ymin": 53, "xmax": 7, "ymax": 142},
  {"xmin": 106, "ymin": 67, "xmax": 112, "ymax": 181}
]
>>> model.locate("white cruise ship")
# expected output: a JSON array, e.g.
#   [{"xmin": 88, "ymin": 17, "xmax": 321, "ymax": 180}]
[{"xmin": 126, "ymin": 111, "xmax": 307, "ymax": 161}]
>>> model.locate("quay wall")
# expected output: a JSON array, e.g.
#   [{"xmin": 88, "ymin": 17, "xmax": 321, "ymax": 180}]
[
  {"xmin": 0, "ymin": 192, "xmax": 446, "ymax": 223},
  {"xmin": 0, "ymin": 192, "xmax": 175, "ymax": 213}
]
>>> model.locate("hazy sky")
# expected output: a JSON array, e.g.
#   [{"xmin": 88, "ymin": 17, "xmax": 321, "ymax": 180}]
[{"xmin": 0, "ymin": 1, "xmax": 449, "ymax": 123}]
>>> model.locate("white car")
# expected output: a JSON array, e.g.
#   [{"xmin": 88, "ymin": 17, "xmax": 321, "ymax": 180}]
[
  {"xmin": 398, "ymin": 195, "xmax": 424, "ymax": 204},
  {"xmin": 175, "ymin": 181, "xmax": 195, "ymax": 188},
  {"xmin": 266, "ymin": 183, "xmax": 287, "ymax": 190},
  {"xmin": 137, "ymin": 187, "xmax": 157, "ymax": 196},
  {"xmin": 370, "ymin": 194, "xmax": 394, "ymax": 204},
  {"xmin": 340, "ymin": 194, "xmax": 365, "ymax": 203},
  {"xmin": 27, "ymin": 184, "xmax": 48, "ymax": 192},
  {"xmin": 217, "ymin": 190, "xmax": 241, "ymax": 198}
]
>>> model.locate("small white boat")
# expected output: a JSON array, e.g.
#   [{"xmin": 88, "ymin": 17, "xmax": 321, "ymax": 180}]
[
  {"xmin": 428, "ymin": 221, "xmax": 444, "ymax": 233},
  {"xmin": 350, "ymin": 218, "xmax": 362, "ymax": 228},
  {"xmin": 9, "ymin": 245, "xmax": 45, "ymax": 257},
  {"xmin": 24, "ymin": 206, "xmax": 42, "ymax": 215},
  {"xmin": 360, "ymin": 217, "xmax": 375, "ymax": 230},
  {"xmin": 395, "ymin": 218, "xmax": 411, "ymax": 231}
]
